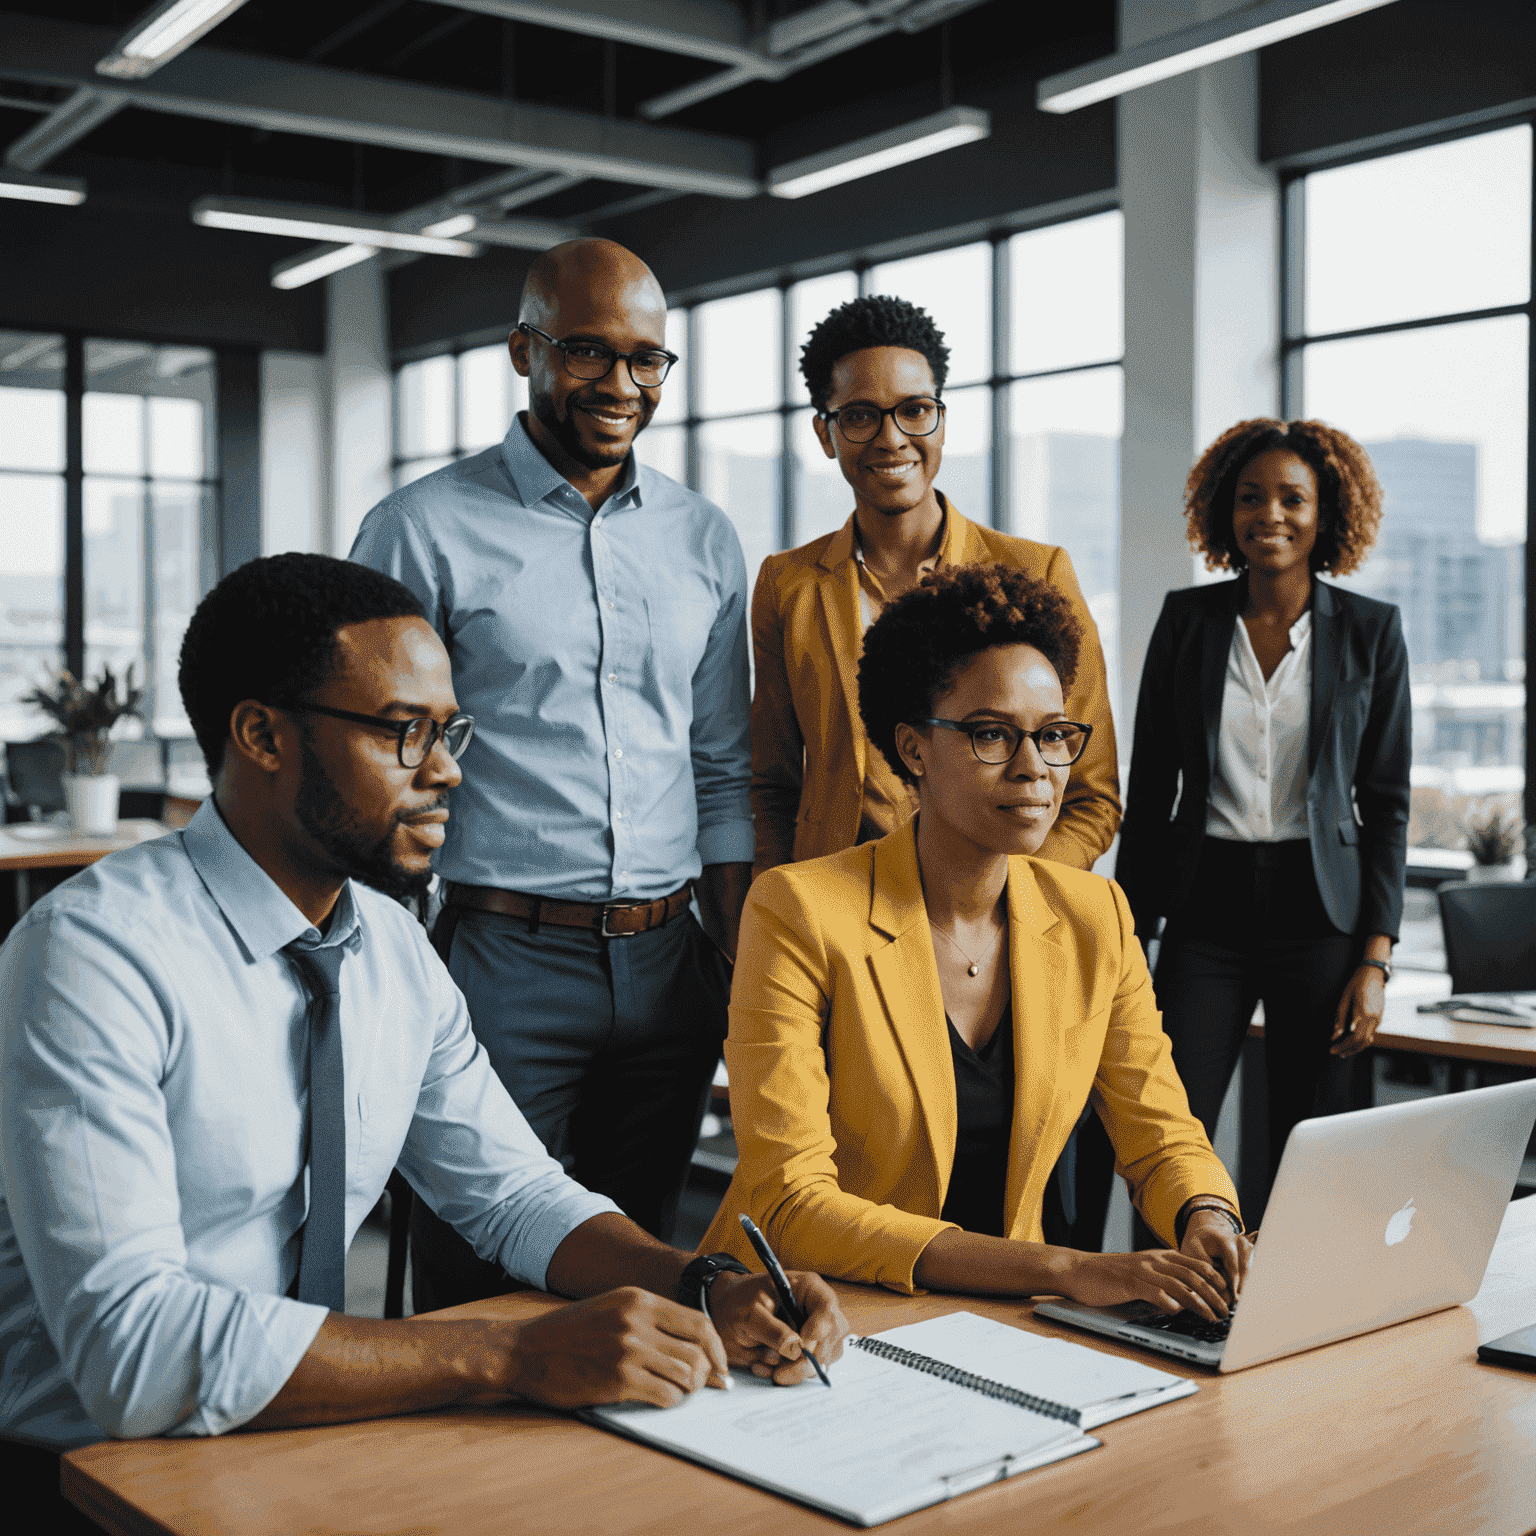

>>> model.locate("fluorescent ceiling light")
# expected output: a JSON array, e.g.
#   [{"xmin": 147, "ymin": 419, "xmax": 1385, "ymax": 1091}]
[
  {"xmin": 1037, "ymin": 0, "xmax": 1400, "ymax": 114},
  {"xmin": 97, "ymin": 0, "xmax": 252, "ymax": 80},
  {"xmin": 767, "ymin": 105, "xmax": 989, "ymax": 200},
  {"xmin": 0, "ymin": 167, "xmax": 87, "ymax": 206},
  {"xmin": 421, "ymin": 213, "xmax": 479, "ymax": 239},
  {"xmin": 191, "ymin": 197, "xmax": 479, "ymax": 255},
  {"xmin": 422, "ymin": 213, "xmax": 578, "ymax": 250},
  {"xmin": 271, "ymin": 243, "xmax": 377, "ymax": 291}
]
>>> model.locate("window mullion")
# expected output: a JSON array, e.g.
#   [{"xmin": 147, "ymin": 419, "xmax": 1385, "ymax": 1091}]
[{"xmin": 64, "ymin": 333, "xmax": 84, "ymax": 680}]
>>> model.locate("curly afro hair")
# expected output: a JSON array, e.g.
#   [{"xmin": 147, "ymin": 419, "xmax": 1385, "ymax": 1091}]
[
  {"xmin": 799, "ymin": 294, "xmax": 950, "ymax": 410},
  {"xmin": 858, "ymin": 562, "xmax": 1083, "ymax": 785},
  {"xmin": 1185, "ymin": 418, "xmax": 1383, "ymax": 576},
  {"xmin": 179, "ymin": 552, "xmax": 424, "ymax": 775}
]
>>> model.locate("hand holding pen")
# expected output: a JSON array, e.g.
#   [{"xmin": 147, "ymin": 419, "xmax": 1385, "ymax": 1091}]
[{"xmin": 738, "ymin": 1214, "xmax": 834, "ymax": 1387}]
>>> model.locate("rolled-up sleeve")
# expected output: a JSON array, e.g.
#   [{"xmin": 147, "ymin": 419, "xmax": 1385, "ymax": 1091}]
[
  {"xmin": 689, "ymin": 520, "xmax": 754, "ymax": 868},
  {"xmin": 0, "ymin": 912, "xmax": 327, "ymax": 1441},
  {"xmin": 398, "ymin": 968, "xmax": 620, "ymax": 1289}
]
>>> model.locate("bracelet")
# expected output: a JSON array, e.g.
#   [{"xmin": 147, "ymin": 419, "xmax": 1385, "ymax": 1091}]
[
  {"xmin": 1176, "ymin": 1202, "xmax": 1244, "ymax": 1245},
  {"xmin": 1358, "ymin": 956, "xmax": 1393, "ymax": 981}
]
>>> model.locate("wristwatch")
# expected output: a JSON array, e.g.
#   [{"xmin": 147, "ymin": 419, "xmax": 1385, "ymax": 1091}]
[
  {"xmin": 677, "ymin": 1252, "xmax": 749, "ymax": 1312},
  {"xmin": 1359, "ymin": 956, "xmax": 1393, "ymax": 981}
]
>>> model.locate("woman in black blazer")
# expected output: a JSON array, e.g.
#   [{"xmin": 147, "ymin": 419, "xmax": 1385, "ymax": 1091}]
[{"xmin": 1116, "ymin": 419, "xmax": 1410, "ymax": 1180}]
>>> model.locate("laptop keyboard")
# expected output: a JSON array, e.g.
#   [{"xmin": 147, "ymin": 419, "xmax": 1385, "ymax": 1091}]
[{"xmin": 1129, "ymin": 1301, "xmax": 1236, "ymax": 1345}]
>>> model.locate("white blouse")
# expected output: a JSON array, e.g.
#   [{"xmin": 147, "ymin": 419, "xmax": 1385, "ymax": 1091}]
[{"xmin": 1206, "ymin": 610, "xmax": 1312, "ymax": 843}]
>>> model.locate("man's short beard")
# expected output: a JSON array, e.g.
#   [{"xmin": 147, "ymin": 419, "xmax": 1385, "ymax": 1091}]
[
  {"xmin": 294, "ymin": 732, "xmax": 435, "ymax": 902},
  {"xmin": 530, "ymin": 381, "xmax": 652, "ymax": 471}
]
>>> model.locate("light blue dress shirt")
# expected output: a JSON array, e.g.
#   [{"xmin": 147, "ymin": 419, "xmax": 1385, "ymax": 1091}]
[
  {"xmin": 349, "ymin": 417, "xmax": 753, "ymax": 901},
  {"xmin": 0, "ymin": 802, "xmax": 619, "ymax": 1450}
]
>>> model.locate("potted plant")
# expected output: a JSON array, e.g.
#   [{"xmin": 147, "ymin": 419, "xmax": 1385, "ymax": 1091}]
[
  {"xmin": 1464, "ymin": 804, "xmax": 1523, "ymax": 883},
  {"xmin": 22, "ymin": 664, "xmax": 144, "ymax": 836}
]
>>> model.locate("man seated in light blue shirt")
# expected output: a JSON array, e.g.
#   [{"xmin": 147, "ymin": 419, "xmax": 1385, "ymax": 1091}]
[
  {"xmin": 0, "ymin": 554, "xmax": 845, "ymax": 1498},
  {"xmin": 351, "ymin": 238, "xmax": 754, "ymax": 1311}
]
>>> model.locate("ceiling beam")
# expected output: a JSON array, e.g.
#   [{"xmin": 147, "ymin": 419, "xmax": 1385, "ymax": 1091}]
[
  {"xmin": 4, "ymin": 85, "xmax": 126, "ymax": 170},
  {"xmin": 0, "ymin": 10, "xmax": 758, "ymax": 196},
  {"xmin": 427, "ymin": 0, "xmax": 774, "ymax": 73}
]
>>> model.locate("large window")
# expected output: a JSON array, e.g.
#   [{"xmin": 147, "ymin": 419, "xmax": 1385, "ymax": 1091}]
[
  {"xmin": 1286, "ymin": 124, "xmax": 1533, "ymax": 847},
  {"xmin": 390, "ymin": 213, "xmax": 1125, "ymax": 615},
  {"xmin": 395, "ymin": 342, "xmax": 527, "ymax": 485},
  {"xmin": 0, "ymin": 333, "xmax": 217, "ymax": 741}
]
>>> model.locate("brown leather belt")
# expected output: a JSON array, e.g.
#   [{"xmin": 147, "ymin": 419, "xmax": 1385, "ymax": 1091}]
[{"xmin": 445, "ymin": 881, "xmax": 693, "ymax": 938}]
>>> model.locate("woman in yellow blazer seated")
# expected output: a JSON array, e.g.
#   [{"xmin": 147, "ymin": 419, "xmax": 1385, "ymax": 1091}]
[{"xmin": 702, "ymin": 564, "xmax": 1251, "ymax": 1313}]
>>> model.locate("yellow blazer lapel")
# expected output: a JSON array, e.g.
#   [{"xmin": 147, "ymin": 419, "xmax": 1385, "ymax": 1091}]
[
  {"xmin": 864, "ymin": 821, "xmax": 954, "ymax": 1206},
  {"xmin": 815, "ymin": 516, "xmax": 867, "ymax": 790},
  {"xmin": 1002, "ymin": 858, "xmax": 1071, "ymax": 1236}
]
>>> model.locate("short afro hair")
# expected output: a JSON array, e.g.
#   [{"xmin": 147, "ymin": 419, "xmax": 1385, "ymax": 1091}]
[
  {"xmin": 858, "ymin": 562, "xmax": 1083, "ymax": 785},
  {"xmin": 1185, "ymin": 418, "xmax": 1383, "ymax": 577},
  {"xmin": 179, "ymin": 553, "xmax": 425, "ymax": 775},
  {"xmin": 800, "ymin": 294, "xmax": 950, "ymax": 411}
]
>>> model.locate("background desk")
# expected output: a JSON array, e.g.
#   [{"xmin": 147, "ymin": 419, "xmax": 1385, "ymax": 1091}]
[
  {"xmin": 0, "ymin": 819, "xmax": 170, "ymax": 916},
  {"xmin": 63, "ymin": 1196, "xmax": 1536, "ymax": 1536}
]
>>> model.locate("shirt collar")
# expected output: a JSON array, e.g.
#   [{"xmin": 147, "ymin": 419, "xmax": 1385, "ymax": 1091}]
[
  {"xmin": 500, "ymin": 414, "xmax": 641, "ymax": 515},
  {"xmin": 1288, "ymin": 610, "xmax": 1313, "ymax": 646},
  {"xmin": 851, "ymin": 499, "xmax": 949, "ymax": 574},
  {"xmin": 182, "ymin": 798, "xmax": 363, "ymax": 962}
]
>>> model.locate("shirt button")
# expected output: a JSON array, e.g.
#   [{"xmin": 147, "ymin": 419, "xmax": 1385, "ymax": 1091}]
[
  {"xmin": 613, "ymin": 748, "xmax": 623, "ymax": 759},
  {"xmin": 614, "ymin": 810, "xmax": 623, "ymax": 819},
  {"xmin": 606, "ymin": 601, "xmax": 615, "ymax": 610},
  {"xmin": 607, "ymin": 673, "xmax": 617, "ymax": 683}
]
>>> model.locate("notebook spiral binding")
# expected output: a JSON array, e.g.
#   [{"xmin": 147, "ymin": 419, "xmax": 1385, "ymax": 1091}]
[{"xmin": 852, "ymin": 1336, "xmax": 1083, "ymax": 1428}]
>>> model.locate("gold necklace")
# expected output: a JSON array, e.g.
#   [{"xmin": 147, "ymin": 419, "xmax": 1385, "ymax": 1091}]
[{"xmin": 931, "ymin": 922, "xmax": 1003, "ymax": 979}]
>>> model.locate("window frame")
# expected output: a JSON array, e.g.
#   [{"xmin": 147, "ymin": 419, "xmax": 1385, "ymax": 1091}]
[
  {"xmin": 1279, "ymin": 115, "xmax": 1536, "ymax": 831},
  {"xmin": 0, "ymin": 329, "xmax": 227, "ymax": 739}
]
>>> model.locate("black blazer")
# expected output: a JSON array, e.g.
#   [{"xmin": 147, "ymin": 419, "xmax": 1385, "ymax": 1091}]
[{"xmin": 1115, "ymin": 576, "xmax": 1411, "ymax": 944}]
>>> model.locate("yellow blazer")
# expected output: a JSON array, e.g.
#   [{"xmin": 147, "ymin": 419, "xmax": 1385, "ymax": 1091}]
[
  {"xmin": 700, "ymin": 817, "xmax": 1239, "ymax": 1292},
  {"xmin": 748, "ymin": 502, "xmax": 1121, "ymax": 878}
]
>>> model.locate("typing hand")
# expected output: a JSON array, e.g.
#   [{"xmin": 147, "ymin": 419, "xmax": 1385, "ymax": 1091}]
[
  {"xmin": 1064, "ymin": 1249, "xmax": 1237, "ymax": 1321},
  {"xmin": 708, "ymin": 1271, "xmax": 850, "ymax": 1385},
  {"xmin": 1181, "ymin": 1212, "xmax": 1254, "ymax": 1298},
  {"xmin": 504, "ymin": 1286, "xmax": 731, "ymax": 1409}
]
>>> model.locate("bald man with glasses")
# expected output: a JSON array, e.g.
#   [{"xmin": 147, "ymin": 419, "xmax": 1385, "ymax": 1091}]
[{"xmin": 352, "ymin": 239, "xmax": 753, "ymax": 1312}]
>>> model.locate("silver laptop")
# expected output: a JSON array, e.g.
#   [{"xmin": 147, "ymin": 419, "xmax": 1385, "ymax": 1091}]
[{"xmin": 1036, "ymin": 1078, "xmax": 1536, "ymax": 1372}]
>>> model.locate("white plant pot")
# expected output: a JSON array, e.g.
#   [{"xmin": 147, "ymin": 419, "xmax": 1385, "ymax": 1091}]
[
  {"xmin": 62, "ymin": 773, "xmax": 120, "ymax": 837},
  {"xmin": 1466, "ymin": 860, "xmax": 1521, "ymax": 884}
]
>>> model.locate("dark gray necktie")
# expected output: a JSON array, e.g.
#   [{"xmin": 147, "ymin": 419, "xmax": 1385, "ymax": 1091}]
[{"xmin": 284, "ymin": 941, "xmax": 348, "ymax": 1312}]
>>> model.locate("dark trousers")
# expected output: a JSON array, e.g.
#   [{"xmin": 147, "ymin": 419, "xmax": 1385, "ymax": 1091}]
[
  {"xmin": 0, "ymin": 1440, "xmax": 107, "ymax": 1534},
  {"xmin": 1155, "ymin": 838, "xmax": 1360, "ymax": 1185},
  {"xmin": 409, "ymin": 905, "xmax": 730, "ymax": 1313}
]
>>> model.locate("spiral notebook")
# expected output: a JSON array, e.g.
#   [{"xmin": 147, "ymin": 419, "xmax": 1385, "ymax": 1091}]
[{"xmin": 584, "ymin": 1311, "xmax": 1195, "ymax": 1526}]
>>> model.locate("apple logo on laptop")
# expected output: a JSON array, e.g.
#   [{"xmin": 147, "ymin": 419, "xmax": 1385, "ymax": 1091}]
[{"xmin": 1385, "ymin": 1197, "xmax": 1416, "ymax": 1247}]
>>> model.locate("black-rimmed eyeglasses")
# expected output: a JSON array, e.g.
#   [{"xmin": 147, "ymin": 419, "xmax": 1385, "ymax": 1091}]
[
  {"xmin": 821, "ymin": 397, "xmax": 945, "ymax": 443},
  {"xmin": 518, "ymin": 323, "xmax": 678, "ymax": 387},
  {"xmin": 919, "ymin": 717, "xmax": 1093, "ymax": 767},
  {"xmin": 289, "ymin": 704, "xmax": 476, "ymax": 769}
]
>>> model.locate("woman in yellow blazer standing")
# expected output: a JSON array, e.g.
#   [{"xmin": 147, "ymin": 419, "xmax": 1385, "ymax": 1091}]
[
  {"xmin": 703, "ymin": 564, "xmax": 1248, "ymax": 1311},
  {"xmin": 750, "ymin": 295, "xmax": 1120, "ymax": 879}
]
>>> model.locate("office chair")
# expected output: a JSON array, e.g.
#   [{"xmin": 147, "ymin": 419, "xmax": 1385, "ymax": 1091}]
[
  {"xmin": 1437, "ymin": 880, "xmax": 1536, "ymax": 993},
  {"xmin": 4, "ymin": 738, "xmax": 67, "ymax": 822}
]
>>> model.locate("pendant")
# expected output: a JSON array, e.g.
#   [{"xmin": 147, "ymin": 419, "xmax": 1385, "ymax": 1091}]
[{"xmin": 968, "ymin": 963, "xmax": 979, "ymax": 977}]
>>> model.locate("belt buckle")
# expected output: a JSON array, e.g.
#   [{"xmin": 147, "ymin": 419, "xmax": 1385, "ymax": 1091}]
[{"xmin": 600, "ymin": 902, "xmax": 642, "ymax": 939}]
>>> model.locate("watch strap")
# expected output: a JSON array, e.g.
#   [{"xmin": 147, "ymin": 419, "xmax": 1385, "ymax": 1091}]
[
  {"xmin": 1177, "ymin": 1202, "xmax": 1244, "ymax": 1245},
  {"xmin": 676, "ymin": 1252, "xmax": 749, "ymax": 1311},
  {"xmin": 1359, "ymin": 956, "xmax": 1392, "ymax": 979}
]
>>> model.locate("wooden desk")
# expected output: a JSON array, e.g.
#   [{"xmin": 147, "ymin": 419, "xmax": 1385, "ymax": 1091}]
[
  {"xmin": 0, "ymin": 819, "xmax": 171, "ymax": 915},
  {"xmin": 1249, "ymin": 983, "xmax": 1536, "ymax": 1073},
  {"xmin": 63, "ymin": 1196, "xmax": 1536, "ymax": 1536}
]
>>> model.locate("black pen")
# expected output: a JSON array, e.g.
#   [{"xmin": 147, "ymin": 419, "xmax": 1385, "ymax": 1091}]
[{"xmin": 738, "ymin": 1214, "xmax": 832, "ymax": 1388}]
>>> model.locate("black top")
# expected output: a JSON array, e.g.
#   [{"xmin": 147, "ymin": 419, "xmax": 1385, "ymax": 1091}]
[{"xmin": 939, "ymin": 1005, "xmax": 1014, "ymax": 1239}]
